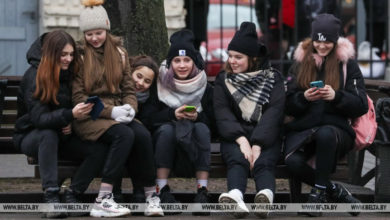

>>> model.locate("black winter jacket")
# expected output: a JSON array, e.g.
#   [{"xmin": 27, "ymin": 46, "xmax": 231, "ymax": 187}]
[
  {"xmin": 13, "ymin": 34, "xmax": 74, "ymax": 149},
  {"xmin": 213, "ymin": 68, "xmax": 285, "ymax": 150},
  {"xmin": 141, "ymin": 83, "xmax": 216, "ymax": 134},
  {"xmin": 284, "ymin": 38, "xmax": 369, "ymax": 157}
]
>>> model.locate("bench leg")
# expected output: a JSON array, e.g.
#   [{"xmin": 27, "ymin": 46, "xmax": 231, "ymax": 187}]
[{"xmin": 289, "ymin": 176, "xmax": 302, "ymax": 203}]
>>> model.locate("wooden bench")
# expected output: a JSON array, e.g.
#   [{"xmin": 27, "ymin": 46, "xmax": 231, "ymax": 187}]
[{"xmin": 1, "ymin": 75, "xmax": 388, "ymax": 203}]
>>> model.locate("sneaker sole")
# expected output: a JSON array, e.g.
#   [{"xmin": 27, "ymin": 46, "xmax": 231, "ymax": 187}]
[
  {"xmin": 90, "ymin": 209, "xmax": 131, "ymax": 218},
  {"xmin": 144, "ymin": 210, "xmax": 164, "ymax": 217},
  {"xmin": 254, "ymin": 193, "xmax": 271, "ymax": 218},
  {"xmin": 219, "ymin": 196, "xmax": 249, "ymax": 219}
]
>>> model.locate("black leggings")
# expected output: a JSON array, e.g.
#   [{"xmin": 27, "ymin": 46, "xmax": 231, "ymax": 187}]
[
  {"xmin": 221, "ymin": 140, "xmax": 281, "ymax": 194},
  {"xmin": 20, "ymin": 129, "xmax": 107, "ymax": 191},
  {"xmin": 113, "ymin": 121, "xmax": 157, "ymax": 193},
  {"xmin": 98, "ymin": 123, "xmax": 134, "ymax": 185},
  {"xmin": 154, "ymin": 122, "xmax": 211, "ymax": 171},
  {"xmin": 285, "ymin": 125, "xmax": 353, "ymax": 188}
]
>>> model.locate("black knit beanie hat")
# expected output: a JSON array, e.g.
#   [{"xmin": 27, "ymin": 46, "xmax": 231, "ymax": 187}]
[
  {"xmin": 228, "ymin": 21, "xmax": 259, "ymax": 57},
  {"xmin": 166, "ymin": 29, "xmax": 204, "ymax": 70},
  {"xmin": 311, "ymin": 13, "xmax": 340, "ymax": 43}
]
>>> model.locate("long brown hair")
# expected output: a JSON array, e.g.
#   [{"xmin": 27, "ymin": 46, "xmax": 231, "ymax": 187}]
[
  {"xmin": 296, "ymin": 38, "xmax": 340, "ymax": 90},
  {"xmin": 34, "ymin": 30, "xmax": 79, "ymax": 105},
  {"xmin": 83, "ymin": 32, "xmax": 122, "ymax": 93}
]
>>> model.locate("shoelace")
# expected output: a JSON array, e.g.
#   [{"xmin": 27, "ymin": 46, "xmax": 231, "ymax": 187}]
[{"xmin": 148, "ymin": 196, "xmax": 161, "ymax": 208}]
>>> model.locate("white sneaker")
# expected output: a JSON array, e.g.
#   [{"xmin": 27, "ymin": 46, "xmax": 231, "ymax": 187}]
[
  {"xmin": 90, "ymin": 193, "xmax": 131, "ymax": 217},
  {"xmin": 144, "ymin": 193, "xmax": 164, "ymax": 217},
  {"xmin": 218, "ymin": 190, "xmax": 249, "ymax": 218},
  {"xmin": 254, "ymin": 189, "xmax": 274, "ymax": 218}
]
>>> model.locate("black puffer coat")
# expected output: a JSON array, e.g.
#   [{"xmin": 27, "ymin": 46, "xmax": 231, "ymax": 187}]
[
  {"xmin": 284, "ymin": 37, "xmax": 368, "ymax": 157},
  {"xmin": 13, "ymin": 34, "xmax": 74, "ymax": 150},
  {"xmin": 213, "ymin": 66, "xmax": 285, "ymax": 150}
]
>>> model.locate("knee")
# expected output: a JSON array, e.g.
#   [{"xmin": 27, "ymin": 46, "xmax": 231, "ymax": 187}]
[
  {"xmin": 114, "ymin": 124, "xmax": 134, "ymax": 145},
  {"xmin": 154, "ymin": 123, "xmax": 175, "ymax": 140},
  {"xmin": 285, "ymin": 154, "xmax": 304, "ymax": 170},
  {"xmin": 38, "ymin": 129, "xmax": 59, "ymax": 144},
  {"xmin": 194, "ymin": 123, "xmax": 210, "ymax": 137},
  {"xmin": 132, "ymin": 122, "xmax": 152, "ymax": 140},
  {"xmin": 315, "ymin": 126, "xmax": 337, "ymax": 143}
]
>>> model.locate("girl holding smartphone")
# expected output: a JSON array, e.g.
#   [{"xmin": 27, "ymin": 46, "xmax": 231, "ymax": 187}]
[{"xmin": 284, "ymin": 14, "xmax": 366, "ymax": 217}]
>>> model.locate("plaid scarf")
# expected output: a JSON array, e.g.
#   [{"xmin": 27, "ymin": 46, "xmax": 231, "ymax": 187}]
[{"xmin": 225, "ymin": 69, "xmax": 275, "ymax": 122}]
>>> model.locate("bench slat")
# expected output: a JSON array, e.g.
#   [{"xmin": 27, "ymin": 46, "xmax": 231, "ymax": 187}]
[
  {"xmin": 4, "ymin": 100, "xmax": 17, "ymax": 110},
  {"xmin": 1, "ymin": 114, "xmax": 17, "ymax": 124},
  {"xmin": 0, "ymin": 128, "xmax": 14, "ymax": 137},
  {"xmin": 5, "ymin": 86, "xmax": 18, "ymax": 97}
]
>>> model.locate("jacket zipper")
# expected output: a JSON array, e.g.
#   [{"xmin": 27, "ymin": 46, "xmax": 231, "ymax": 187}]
[{"xmin": 354, "ymin": 79, "xmax": 359, "ymax": 95}]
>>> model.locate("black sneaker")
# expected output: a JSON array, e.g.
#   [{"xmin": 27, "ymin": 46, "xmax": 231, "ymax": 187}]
[
  {"xmin": 159, "ymin": 185, "xmax": 181, "ymax": 215},
  {"xmin": 63, "ymin": 189, "xmax": 88, "ymax": 217},
  {"xmin": 192, "ymin": 187, "xmax": 211, "ymax": 216},
  {"xmin": 131, "ymin": 187, "xmax": 145, "ymax": 216},
  {"xmin": 300, "ymin": 188, "xmax": 327, "ymax": 217},
  {"xmin": 42, "ymin": 188, "xmax": 67, "ymax": 218},
  {"xmin": 327, "ymin": 183, "xmax": 361, "ymax": 216}
]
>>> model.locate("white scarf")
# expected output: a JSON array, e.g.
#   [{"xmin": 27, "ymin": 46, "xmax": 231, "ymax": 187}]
[{"xmin": 157, "ymin": 67, "xmax": 207, "ymax": 112}]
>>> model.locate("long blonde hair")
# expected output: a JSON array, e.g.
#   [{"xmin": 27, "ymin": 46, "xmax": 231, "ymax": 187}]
[
  {"xmin": 296, "ymin": 38, "xmax": 340, "ymax": 90},
  {"xmin": 82, "ymin": 32, "xmax": 122, "ymax": 93}
]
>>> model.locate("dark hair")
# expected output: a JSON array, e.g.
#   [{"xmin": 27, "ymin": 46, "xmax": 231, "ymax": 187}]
[
  {"xmin": 129, "ymin": 55, "xmax": 159, "ymax": 90},
  {"xmin": 34, "ymin": 30, "xmax": 79, "ymax": 105}
]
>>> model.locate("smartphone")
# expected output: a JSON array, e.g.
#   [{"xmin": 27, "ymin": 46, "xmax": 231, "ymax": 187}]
[
  {"xmin": 184, "ymin": 105, "xmax": 196, "ymax": 112},
  {"xmin": 310, "ymin": 80, "xmax": 324, "ymax": 88},
  {"xmin": 85, "ymin": 96, "xmax": 99, "ymax": 104},
  {"xmin": 85, "ymin": 96, "xmax": 104, "ymax": 120}
]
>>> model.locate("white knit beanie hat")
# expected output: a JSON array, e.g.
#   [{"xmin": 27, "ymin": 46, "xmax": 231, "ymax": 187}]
[{"xmin": 79, "ymin": 0, "xmax": 110, "ymax": 32}]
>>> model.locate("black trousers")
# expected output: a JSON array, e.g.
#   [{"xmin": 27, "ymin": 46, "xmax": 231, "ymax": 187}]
[
  {"xmin": 20, "ymin": 128, "xmax": 107, "ymax": 191},
  {"xmin": 284, "ymin": 125, "xmax": 353, "ymax": 188},
  {"xmin": 220, "ymin": 140, "xmax": 281, "ymax": 194},
  {"xmin": 154, "ymin": 122, "xmax": 211, "ymax": 171},
  {"xmin": 113, "ymin": 121, "xmax": 157, "ymax": 193},
  {"xmin": 98, "ymin": 123, "xmax": 135, "ymax": 185}
]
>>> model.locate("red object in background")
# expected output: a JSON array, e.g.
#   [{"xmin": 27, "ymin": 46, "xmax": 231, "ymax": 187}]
[
  {"xmin": 282, "ymin": 0, "xmax": 295, "ymax": 28},
  {"xmin": 201, "ymin": 0, "xmax": 260, "ymax": 77}
]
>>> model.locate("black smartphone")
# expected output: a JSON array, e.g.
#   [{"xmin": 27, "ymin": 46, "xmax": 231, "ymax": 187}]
[
  {"xmin": 85, "ymin": 96, "xmax": 104, "ymax": 120},
  {"xmin": 85, "ymin": 96, "xmax": 99, "ymax": 104}
]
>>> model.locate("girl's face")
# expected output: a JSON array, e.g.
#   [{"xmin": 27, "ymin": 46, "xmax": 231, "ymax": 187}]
[
  {"xmin": 84, "ymin": 29, "xmax": 107, "ymax": 48},
  {"xmin": 171, "ymin": 56, "xmax": 194, "ymax": 80},
  {"xmin": 132, "ymin": 66, "xmax": 155, "ymax": 93},
  {"xmin": 228, "ymin": 50, "xmax": 249, "ymax": 73},
  {"xmin": 313, "ymin": 41, "xmax": 335, "ymax": 57},
  {"xmin": 60, "ymin": 44, "xmax": 74, "ymax": 70}
]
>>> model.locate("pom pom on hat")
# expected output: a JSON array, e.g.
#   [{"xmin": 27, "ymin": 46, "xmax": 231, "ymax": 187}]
[
  {"xmin": 81, "ymin": 0, "xmax": 104, "ymax": 7},
  {"xmin": 79, "ymin": 0, "xmax": 110, "ymax": 32},
  {"xmin": 228, "ymin": 22, "xmax": 260, "ymax": 57}
]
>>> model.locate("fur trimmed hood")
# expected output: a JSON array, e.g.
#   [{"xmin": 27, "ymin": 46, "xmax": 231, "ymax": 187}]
[{"xmin": 293, "ymin": 37, "xmax": 355, "ymax": 67}]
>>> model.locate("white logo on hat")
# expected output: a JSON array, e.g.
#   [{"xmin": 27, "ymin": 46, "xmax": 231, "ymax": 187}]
[
  {"xmin": 317, "ymin": 33, "xmax": 326, "ymax": 41},
  {"xmin": 179, "ymin": 50, "xmax": 186, "ymax": 56}
]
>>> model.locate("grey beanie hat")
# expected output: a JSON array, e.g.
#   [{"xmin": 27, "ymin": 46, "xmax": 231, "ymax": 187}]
[
  {"xmin": 79, "ymin": 0, "xmax": 110, "ymax": 32},
  {"xmin": 311, "ymin": 13, "xmax": 340, "ymax": 43}
]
